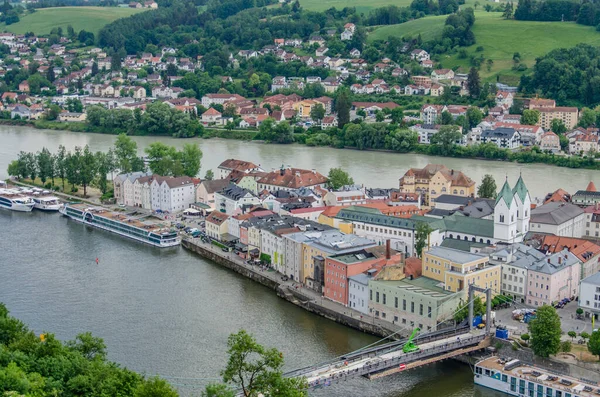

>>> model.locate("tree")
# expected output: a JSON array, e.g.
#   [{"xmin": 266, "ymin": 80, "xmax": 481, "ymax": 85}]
[
  {"xmin": 568, "ymin": 331, "xmax": 577, "ymax": 341},
  {"xmin": 467, "ymin": 67, "xmax": 481, "ymax": 98},
  {"xmin": 529, "ymin": 305, "xmax": 561, "ymax": 358},
  {"xmin": 114, "ymin": 133, "xmax": 139, "ymax": 173},
  {"xmin": 521, "ymin": 109, "xmax": 540, "ymax": 126},
  {"xmin": 589, "ymin": 330, "xmax": 600, "ymax": 361},
  {"xmin": 580, "ymin": 332, "xmax": 590, "ymax": 341},
  {"xmin": 502, "ymin": 1, "xmax": 513, "ymax": 19},
  {"xmin": 205, "ymin": 330, "xmax": 307, "ymax": 397},
  {"xmin": 439, "ymin": 111, "xmax": 454, "ymax": 125},
  {"xmin": 375, "ymin": 111, "xmax": 385, "ymax": 122},
  {"xmin": 310, "ymin": 104, "xmax": 325, "ymax": 124},
  {"xmin": 45, "ymin": 104, "xmax": 61, "ymax": 121},
  {"xmin": 578, "ymin": 108, "xmax": 597, "ymax": 128},
  {"xmin": 415, "ymin": 222, "xmax": 433, "ymax": 257},
  {"xmin": 466, "ymin": 107, "xmax": 483, "ymax": 130},
  {"xmin": 180, "ymin": 143, "xmax": 202, "ymax": 177},
  {"xmin": 79, "ymin": 145, "xmax": 98, "ymax": 197},
  {"xmin": 21, "ymin": 152, "xmax": 37, "ymax": 181},
  {"xmin": 454, "ymin": 296, "xmax": 484, "ymax": 323},
  {"xmin": 7, "ymin": 160, "xmax": 20, "ymax": 178},
  {"xmin": 576, "ymin": 308, "xmax": 584, "ymax": 318},
  {"xmin": 335, "ymin": 88, "xmax": 351, "ymax": 128},
  {"xmin": 390, "ymin": 107, "xmax": 404, "ymax": 124},
  {"xmin": 550, "ymin": 118, "xmax": 567, "ymax": 134},
  {"xmin": 431, "ymin": 125, "xmax": 461, "ymax": 155},
  {"xmin": 67, "ymin": 332, "xmax": 106, "ymax": 361},
  {"xmin": 134, "ymin": 377, "xmax": 178, "ymax": 397},
  {"xmin": 55, "ymin": 145, "xmax": 68, "ymax": 191},
  {"xmin": 561, "ymin": 341, "xmax": 572, "ymax": 353},
  {"xmin": 204, "ymin": 169, "xmax": 214, "ymax": 180},
  {"xmin": 36, "ymin": 147, "xmax": 54, "ymax": 185},
  {"xmin": 145, "ymin": 142, "xmax": 177, "ymax": 176},
  {"xmin": 521, "ymin": 333, "xmax": 530, "ymax": 341},
  {"xmin": 66, "ymin": 147, "xmax": 82, "ymax": 191},
  {"xmin": 478, "ymin": 174, "xmax": 497, "ymax": 199},
  {"xmin": 96, "ymin": 150, "xmax": 116, "ymax": 195},
  {"xmin": 327, "ymin": 167, "xmax": 354, "ymax": 190}
]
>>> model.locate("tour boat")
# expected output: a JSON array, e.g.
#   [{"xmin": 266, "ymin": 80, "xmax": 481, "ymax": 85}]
[
  {"xmin": 474, "ymin": 356, "xmax": 599, "ymax": 397},
  {"xmin": 59, "ymin": 203, "xmax": 180, "ymax": 248},
  {"xmin": 0, "ymin": 189, "xmax": 35, "ymax": 212},
  {"xmin": 33, "ymin": 196, "xmax": 62, "ymax": 211}
]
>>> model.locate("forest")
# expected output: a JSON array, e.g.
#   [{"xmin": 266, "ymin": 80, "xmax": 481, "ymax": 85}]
[{"xmin": 514, "ymin": 0, "xmax": 600, "ymax": 27}]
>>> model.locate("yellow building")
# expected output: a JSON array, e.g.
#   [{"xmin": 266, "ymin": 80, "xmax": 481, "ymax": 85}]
[
  {"xmin": 293, "ymin": 99, "xmax": 318, "ymax": 118},
  {"xmin": 538, "ymin": 107, "xmax": 579, "ymax": 130},
  {"xmin": 317, "ymin": 206, "xmax": 353, "ymax": 234},
  {"xmin": 399, "ymin": 164, "xmax": 475, "ymax": 207},
  {"xmin": 422, "ymin": 246, "xmax": 500, "ymax": 299}
]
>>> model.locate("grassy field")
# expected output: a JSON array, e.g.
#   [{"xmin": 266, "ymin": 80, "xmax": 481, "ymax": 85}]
[
  {"xmin": 299, "ymin": 0, "xmax": 484, "ymax": 13},
  {"xmin": 0, "ymin": 7, "xmax": 147, "ymax": 35},
  {"xmin": 369, "ymin": 11, "xmax": 600, "ymax": 80}
]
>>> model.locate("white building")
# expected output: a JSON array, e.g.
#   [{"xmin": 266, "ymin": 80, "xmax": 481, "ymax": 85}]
[
  {"xmin": 323, "ymin": 189, "xmax": 367, "ymax": 206},
  {"xmin": 530, "ymin": 202, "xmax": 585, "ymax": 238},
  {"xmin": 348, "ymin": 272, "xmax": 373, "ymax": 315},
  {"xmin": 114, "ymin": 172, "xmax": 151, "ymax": 206},
  {"xmin": 150, "ymin": 176, "xmax": 196, "ymax": 213},
  {"xmin": 493, "ymin": 176, "xmax": 530, "ymax": 244},
  {"xmin": 214, "ymin": 184, "xmax": 261, "ymax": 215},
  {"xmin": 579, "ymin": 272, "xmax": 600, "ymax": 320}
]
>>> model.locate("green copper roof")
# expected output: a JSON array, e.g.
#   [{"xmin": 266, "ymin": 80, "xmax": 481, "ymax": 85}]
[
  {"xmin": 411, "ymin": 214, "xmax": 494, "ymax": 238},
  {"xmin": 512, "ymin": 175, "xmax": 528, "ymax": 202},
  {"xmin": 496, "ymin": 179, "xmax": 513, "ymax": 207}
]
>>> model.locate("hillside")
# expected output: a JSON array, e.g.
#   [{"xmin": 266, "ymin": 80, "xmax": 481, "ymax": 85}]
[
  {"xmin": 369, "ymin": 11, "xmax": 600, "ymax": 81},
  {"xmin": 299, "ymin": 0, "xmax": 412, "ymax": 13},
  {"xmin": 0, "ymin": 7, "xmax": 147, "ymax": 35}
]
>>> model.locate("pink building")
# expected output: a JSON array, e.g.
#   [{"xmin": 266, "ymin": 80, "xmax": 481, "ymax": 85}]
[
  {"xmin": 526, "ymin": 249, "xmax": 581, "ymax": 307},
  {"xmin": 324, "ymin": 244, "xmax": 403, "ymax": 306}
]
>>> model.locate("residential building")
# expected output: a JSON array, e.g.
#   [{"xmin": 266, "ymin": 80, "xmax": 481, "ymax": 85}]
[
  {"xmin": 256, "ymin": 167, "xmax": 328, "ymax": 192},
  {"xmin": 201, "ymin": 93, "xmax": 245, "ymax": 107},
  {"xmin": 536, "ymin": 235, "xmax": 600, "ymax": 279},
  {"xmin": 195, "ymin": 179, "xmax": 230, "ymax": 210},
  {"xmin": 205, "ymin": 211, "xmax": 229, "ymax": 241},
  {"xmin": 217, "ymin": 158, "xmax": 263, "ymax": 179},
  {"xmin": 490, "ymin": 243, "xmax": 546, "ymax": 302},
  {"xmin": 572, "ymin": 182, "xmax": 600, "ymax": 206},
  {"xmin": 570, "ymin": 134, "xmax": 598, "ymax": 155},
  {"xmin": 348, "ymin": 271, "xmax": 375, "ymax": 315},
  {"xmin": 480, "ymin": 127, "xmax": 521, "ymax": 149},
  {"xmin": 323, "ymin": 188, "xmax": 367, "ymax": 207},
  {"xmin": 150, "ymin": 176, "xmax": 196, "ymax": 213},
  {"xmin": 526, "ymin": 249, "xmax": 580, "ymax": 307},
  {"xmin": 398, "ymin": 164, "xmax": 476, "ymax": 207},
  {"xmin": 422, "ymin": 246, "xmax": 501, "ymax": 297},
  {"xmin": 214, "ymin": 184, "xmax": 261, "ymax": 215},
  {"xmin": 578, "ymin": 272, "xmax": 600, "ymax": 320},
  {"xmin": 113, "ymin": 172, "xmax": 151, "ymax": 205},
  {"xmin": 529, "ymin": 202, "xmax": 585, "ymax": 237},
  {"xmin": 539, "ymin": 131, "xmax": 561, "ymax": 153},
  {"xmin": 538, "ymin": 107, "xmax": 579, "ymax": 130}
]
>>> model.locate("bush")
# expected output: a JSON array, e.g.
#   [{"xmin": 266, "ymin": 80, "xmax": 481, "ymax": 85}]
[
  {"xmin": 520, "ymin": 333, "xmax": 530, "ymax": 341},
  {"xmin": 44, "ymin": 182, "xmax": 52, "ymax": 189},
  {"xmin": 70, "ymin": 186, "xmax": 79, "ymax": 193},
  {"xmin": 476, "ymin": 46, "xmax": 484, "ymax": 52},
  {"xmin": 561, "ymin": 341, "xmax": 572, "ymax": 353}
]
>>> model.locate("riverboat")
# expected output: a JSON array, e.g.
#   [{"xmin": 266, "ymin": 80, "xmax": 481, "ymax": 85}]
[
  {"xmin": 474, "ymin": 356, "xmax": 600, "ymax": 397},
  {"xmin": 59, "ymin": 203, "xmax": 180, "ymax": 248},
  {"xmin": 0, "ymin": 188, "xmax": 35, "ymax": 212},
  {"xmin": 33, "ymin": 196, "xmax": 62, "ymax": 211}
]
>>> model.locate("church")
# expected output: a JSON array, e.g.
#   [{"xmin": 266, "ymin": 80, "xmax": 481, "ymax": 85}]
[{"xmin": 493, "ymin": 175, "xmax": 531, "ymax": 244}]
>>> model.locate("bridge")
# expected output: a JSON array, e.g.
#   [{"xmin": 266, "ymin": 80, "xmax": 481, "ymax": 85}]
[{"xmin": 285, "ymin": 285, "xmax": 494, "ymax": 389}]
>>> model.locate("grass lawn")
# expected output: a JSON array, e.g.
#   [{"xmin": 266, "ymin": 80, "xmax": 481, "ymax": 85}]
[
  {"xmin": 369, "ymin": 11, "xmax": 600, "ymax": 80},
  {"xmin": 0, "ymin": 6, "xmax": 147, "ymax": 36},
  {"xmin": 300, "ymin": 0, "xmax": 488, "ymax": 13}
]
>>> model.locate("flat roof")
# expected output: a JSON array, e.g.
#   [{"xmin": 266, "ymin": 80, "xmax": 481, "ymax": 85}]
[
  {"xmin": 426, "ymin": 246, "xmax": 488, "ymax": 264},
  {"xmin": 371, "ymin": 276, "xmax": 452, "ymax": 300}
]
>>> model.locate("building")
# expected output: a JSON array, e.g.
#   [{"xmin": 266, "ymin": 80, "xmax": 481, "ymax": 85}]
[
  {"xmin": 572, "ymin": 182, "xmax": 600, "ymax": 207},
  {"xmin": 578, "ymin": 272, "xmax": 600, "ymax": 320},
  {"xmin": 539, "ymin": 131, "xmax": 561, "ymax": 153},
  {"xmin": 538, "ymin": 107, "xmax": 579, "ymax": 130},
  {"xmin": 201, "ymin": 93, "xmax": 245, "ymax": 107},
  {"xmin": 323, "ymin": 188, "xmax": 367, "ymax": 207},
  {"xmin": 325, "ymin": 245, "xmax": 403, "ymax": 306},
  {"xmin": 113, "ymin": 172, "xmax": 151, "ymax": 205},
  {"xmin": 570, "ymin": 133, "xmax": 598, "ymax": 155},
  {"xmin": 217, "ymin": 158, "xmax": 264, "ymax": 179},
  {"xmin": 529, "ymin": 202, "xmax": 585, "ymax": 238},
  {"xmin": 348, "ymin": 271, "xmax": 377, "ymax": 315},
  {"xmin": 493, "ymin": 176, "xmax": 531, "ymax": 244},
  {"xmin": 257, "ymin": 166, "xmax": 328, "ymax": 192},
  {"xmin": 422, "ymin": 246, "xmax": 501, "ymax": 297},
  {"xmin": 369, "ymin": 274, "xmax": 462, "ymax": 331},
  {"xmin": 214, "ymin": 184, "xmax": 260, "ymax": 215},
  {"xmin": 150, "ymin": 176, "xmax": 196, "ymax": 213},
  {"xmin": 490, "ymin": 243, "xmax": 546, "ymax": 302},
  {"xmin": 195, "ymin": 179, "xmax": 230, "ymax": 210},
  {"xmin": 536, "ymin": 235, "xmax": 600, "ymax": 280},
  {"xmin": 398, "ymin": 164, "xmax": 476, "ymax": 207},
  {"xmin": 205, "ymin": 211, "xmax": 229, "ymax": 241},
  {"xmin": 525, "ymin": 249, "xmax": 580, "ymax": 307},
  {"xmin": 480, "ymin": 128, "xmax": 521, "ymax": 149}
]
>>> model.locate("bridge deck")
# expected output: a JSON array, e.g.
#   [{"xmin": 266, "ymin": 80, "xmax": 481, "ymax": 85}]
[{"xmin": 304, "ymin": 332, "xmax": 488, "ymax": 389}]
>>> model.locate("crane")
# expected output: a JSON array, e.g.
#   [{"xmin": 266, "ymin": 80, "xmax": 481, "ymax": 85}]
[{"xmin": 402, "ymin": 327, "xmax": 421, "ymax": 353}]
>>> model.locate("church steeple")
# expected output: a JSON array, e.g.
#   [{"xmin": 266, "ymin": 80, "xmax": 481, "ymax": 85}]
[
  {"xmin": 496, "ymin": 179, "xmax": 513, "ymax": 207},
  {"xmin": 512, "ymin": 174, "xmax": 528, "ymax": 203}
]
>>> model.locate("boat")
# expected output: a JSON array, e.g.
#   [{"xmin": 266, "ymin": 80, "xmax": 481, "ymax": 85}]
[
  {"xmin": 0, "ymin": 188, "xmax": 35, "ymax": 212},
  {"xmin": 474, "ymin": 356, "xmax": 600, "ymax": 397},
  {"xmin": 32, "ymin": 196, "xmax": 62, "ymax": 211},
  {"xmin": 59, "ymin": 203, "xmax": 180, "ymax": 248}
]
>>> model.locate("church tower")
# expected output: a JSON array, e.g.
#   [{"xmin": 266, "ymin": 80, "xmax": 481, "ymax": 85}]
[
  {"xmin": 512, "ymin": 174, "xmax": 531, "ymax": 241},
  {"xmin": 494, "ymin": 179, "xmax": 518, "ymax": 243}
]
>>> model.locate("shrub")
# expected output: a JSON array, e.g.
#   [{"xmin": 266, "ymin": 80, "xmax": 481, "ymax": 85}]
[
  {"xmin": 44, "ymin": 182, "xmax": 52, "ymax": 189},
  {"xmin": 561, "ymin": 341, "xmax": 572, "ymax": 353},
  {"xmin": 520, "ymin": 333, "xmax": 530, "ymax": 341},
  {"xmin": 476, "ymin": 46, "xmax": 484, "ymax": 52}
]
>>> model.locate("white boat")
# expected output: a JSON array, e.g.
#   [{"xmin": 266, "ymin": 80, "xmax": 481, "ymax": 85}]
[
  {"xmin": 33, "ymin": 196, "xmax": 62, "ymax": 211},
  {"xmin": 60, "ymin": 203, "xmax": 180, "ymax": 248},
  {"xmin": 0, "ymin": 188, "xmax": 35, "ymax": 212}
]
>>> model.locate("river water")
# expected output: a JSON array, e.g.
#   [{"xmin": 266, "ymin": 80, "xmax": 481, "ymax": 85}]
[{"xmin": 1, "ymin": 125, "xmax": 585, "ymax": 396}]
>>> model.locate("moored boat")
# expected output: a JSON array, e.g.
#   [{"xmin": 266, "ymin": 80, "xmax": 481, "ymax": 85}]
[
  {"xmin": 33, "ymin": 196, "xmax": 62, "ymax": 211},
  {"xmin": 0, "ymin": 188, "xmax": 35, "ymax": 212}
]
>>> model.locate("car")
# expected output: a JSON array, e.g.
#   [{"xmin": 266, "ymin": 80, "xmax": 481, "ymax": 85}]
[
  {"xmin": 119, "ymin": 203, "xmax": 126, "ymax": 208},
  {"xmin": 184, "ymin": 227, "xmax": 192, "ymax": 233},
  {"xmin": 221, "ymin": 247, "xmax": 229, "ymax": 252}
]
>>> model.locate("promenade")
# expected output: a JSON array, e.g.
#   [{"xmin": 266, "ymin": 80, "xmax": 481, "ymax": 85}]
[{"xmin": 182, "ymin": 237, "xmax": 406, "ymax": 339}]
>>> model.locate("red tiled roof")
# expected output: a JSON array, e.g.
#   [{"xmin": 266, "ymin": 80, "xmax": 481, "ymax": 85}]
[{"xmin": 257, "ymin": 168, "xmax": 327, "ymax": 189}]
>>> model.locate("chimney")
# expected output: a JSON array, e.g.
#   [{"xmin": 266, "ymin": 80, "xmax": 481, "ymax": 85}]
[
  {"xmin": 547, "ymin": 258, "xmax": 551, "ymax": 263},
  {"xmin": 386, "ymin": 239, "xmax": 391, "ymax": 260}
]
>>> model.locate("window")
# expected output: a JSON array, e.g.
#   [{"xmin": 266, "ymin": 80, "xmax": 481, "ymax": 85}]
[
  {"xmin": 419, "ymin": 304, "xmax": 423, "ymax": 315},
  {"xmin": 383, "ymin": 294, "xmax": 387, "ymax": 305},
  {"xmin": 395, "ymin": 297, "xmax": 398, "ymax": 308},
  {"xmin": 376, "ymin": 292, "xmax": 379, "ymax": 303},
  {"xmin": 403, "ymin": 299, "xmax": 406, "ymax": 310},
  {"xmin": 370, "ymin": 290, "xmax": 373, "ymax": 300},
  {"xmin": 428, "ymin": 306, "xmax": 432, "ymax": 318},
  {"xmin": 411, "ymin": 302, "xmax": 414, "ymax": 313}
]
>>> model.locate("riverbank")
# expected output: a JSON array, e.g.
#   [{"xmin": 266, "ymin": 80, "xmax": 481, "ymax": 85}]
[
  {"xmin": 181, "ymin": 237, "xmax": 405, "ymax": 340},
  {"xmin": 7, "ymin": 119, "xmax": 600, "ymax": 171}
]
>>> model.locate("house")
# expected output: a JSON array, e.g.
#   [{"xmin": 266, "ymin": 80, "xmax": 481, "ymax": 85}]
[
  {"xmin": 10, "ymin": 105, "xmax": 30, "ymax": 119},
  {"xmin": 149, "ymin": 176, "xmax": 196, "ymax": 213},
  {"xmin": 214, "ymin": 184, "xmax": 261, "ymax": 215},
  {"xmin": 58, "ymin": 112, "xmax": 86, "ymax": 122},
  {"xmin": 201, "ymin": 107, "xmax": 222, "ymax": 123},
  {"xmin": 538, "ymin": 106, "xmax": 579, "ymax": 130},
  {"xmin": 201, "ymin": 93, "xmax": 245, "ymax": 107},
  {"xmin": 217, "ymin": 159, "xmax": 263, "ymax": 179},
  {"xmin": 315, "ymin": 47, "xmax": 328, "ymax": 57},
  {"xmin": 144, "ymin": 1, "xmax": 158, "ymax": 8},
  {"xmin": 495, "ymin": 91, "xmax": 514, "ymax": 108},
  {"xmin": 256, "ymin": 166, "xmax": 328, "ymax": 192},
  {"xmin": 536, "ymin": 235, "xmax": 600, "ymax": 280},
  {"xmin": 113, "ymin": 172, "xmax": 152, "ymax": 205},
  {"xmin": 529, "ymin": 202, "xmax": 585, "ymax": 238},
  {"xmin": 525, "ymin": 249, "xmax": 580, "ymax": 307},
  {"xmin": 420, "ymin": 104, "xmax": 446, "ymax": 124},
  {"xmin": 344, "ymin": 23, "xmax": 356, "ymax": 33},
  {"xmin": 570, "ymin": 133, "xmax": 598, "ymax": 155},
  {"xmin": 431, "ymin": 69, "xmax": 454, "ymax": 81},
  {"xmin": 18, "ymin": 81, "xmax": 29, "ymax": 93},
  {"xmin": 398, "ymin": 164, "xmax": 476, "ymax": 207},
  {"xmin": 410, "ymin": 49, "xmax": 430, "ymax": 62},
  {"xmin": 321, "ymin": 115, "xmax": 338, "ymax": 129},
  {"xmin": 573, "ymin": 182, "xmax": 600, "ymax": 207},
  {"xmin": 480, "ymin": 127, "xmax": 522, "ymax": 149},
  {"xmin": 528, "ymin": 98, "xmax": 556, "ymax": 110},
  {"xmin": 430, "ymin": 84, "xmax": 444, "ymax": 97},
  {"xmin": 341, "ymin": 30, "xmax": 353, "ymax": 41},
  {"xmin": 206, "ymin": 211, "xmax": 230, "ymax": 241},
  {"xmin": 129, "ymin": 2, "xmax": 142, "ymax": 8},
  {"xmin": 324, "ymin": 189, "xmax": 367, "ymax": 207},
  {"xmin": 539, "ymin": 131, "xmax": 561, "ymax": 153},
  {"xmin": 349, "ymin": 48, "xmax": 361, "ymax": 58},
  {"xmin": 578, "ymin": 272, "xmax": 600, "ymax": 320},
  {"xmin": 196, "ymin": 179, "xmax": 231, "ymax": 210},
  {"xmin": 131, "ymin": 86, "xmax": 146, "ymax": 100}
]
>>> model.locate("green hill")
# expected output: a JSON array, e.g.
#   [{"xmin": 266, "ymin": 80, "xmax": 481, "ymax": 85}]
[
  {"xmin": 369, "ymin": 11, "xmax": 600, "ymax": 81},
  {"xmin": 299, "ymin": 0, "xmax": 412, "ymax": 13},
  {"xmin": 1, "ymin": 7, "xmax": 147, "ymax": 35}
]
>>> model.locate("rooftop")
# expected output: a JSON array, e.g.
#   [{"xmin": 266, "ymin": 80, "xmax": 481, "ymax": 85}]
[
  {"xmin": 425, "ymin": 246, "xmax": 488, "ymax": 264},
  {"xmin": 530, "ymin": 202, "xmax": 584, "ymax": 225}
]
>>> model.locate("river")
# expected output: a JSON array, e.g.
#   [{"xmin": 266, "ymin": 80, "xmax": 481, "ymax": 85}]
[
  {"xmin": 1, "ymin": 125, "xmax": 600, "ymax": 199},
  {"xmin": 0, "ymin": 125, "xmax": 580, "ymax": 396}
]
